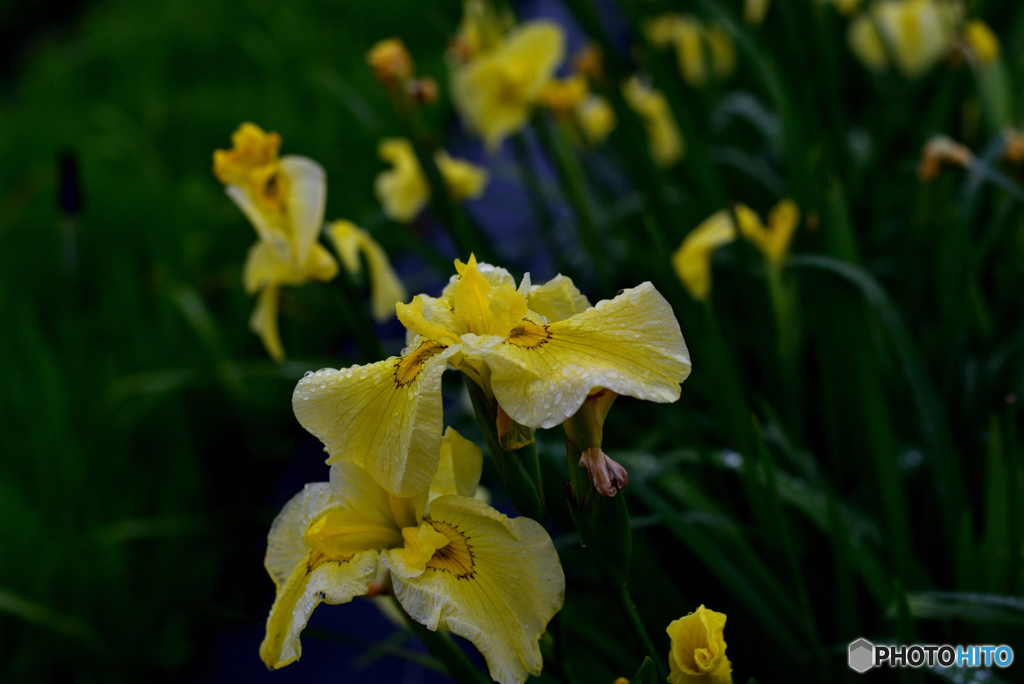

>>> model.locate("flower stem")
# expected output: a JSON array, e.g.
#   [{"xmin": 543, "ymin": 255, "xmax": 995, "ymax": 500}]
[{"xmin": 617, "ymin": 584, "xmax": 667, "ymax": 680}]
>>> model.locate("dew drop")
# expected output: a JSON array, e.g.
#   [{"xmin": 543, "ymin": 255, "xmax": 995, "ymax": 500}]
[{"xmin": 304, "ymin": 370, "xmax": 314, "ymax": 378}]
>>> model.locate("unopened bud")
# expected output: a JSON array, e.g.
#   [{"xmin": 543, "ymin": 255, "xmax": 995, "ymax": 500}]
[
  {"xmin": 573, "ymin": 44, "xmax": 604, "ymax": 79},
  {"xmin": 579, "ymin": 447, "xmax": 628, "ymax": 497},
  {"xmin": 367, "ymin": 38, "xmax": 414, "ymax": 87}
]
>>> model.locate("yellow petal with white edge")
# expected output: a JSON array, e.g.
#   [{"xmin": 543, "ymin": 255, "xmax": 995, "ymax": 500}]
[
  {"xmin": 527, "ymin": 274, "xmax": 591, "ymax": 323},
  {"xmin": 475, "ymin": 283, "xmax": 691, "ymax": 429},
  {"xmin": 430, "ymin": 427, "xmax": 483, "ymax": 502},
  {"xmin": 280, "ymin": 155, "xmax": 327, "ymax": 267},
  {"xmin": 293, "ymin": 343, "xmax": 458, "ymax": 496},
  {"xmin": 260, "ymin": 548, "xmax": 380, "ymax": 669},
  {"xmin": 383, "ymin": 495, "xmax": 565, "ymax": 684},
  {"xmin": 441, "ymin": 256, "xmax": 518, "ymax": 299},
  {"xmin": 261, "ymin": 480, "xmax": 382, "ymax": 669},
  {"xmin": 251, "ymin": 283, "xmax": 285, "ymax": 361}
]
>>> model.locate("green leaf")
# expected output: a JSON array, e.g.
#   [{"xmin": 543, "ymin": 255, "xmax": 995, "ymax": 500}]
[{"xmin": 903, "ymin": 592, "xmax": 1024, "ymax": 627}]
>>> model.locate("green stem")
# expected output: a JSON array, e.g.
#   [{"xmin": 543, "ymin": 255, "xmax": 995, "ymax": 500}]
[
  {"xmin": 617, "ymin": 584, "xmax": 667, "ymax": 680},
  {"xmin": 395, "ymin": 596, "xmax": 492, "ymax": 684},
  {"xmin": 464, "ymin": 376, "xmax": 546, "ymax": 523}
]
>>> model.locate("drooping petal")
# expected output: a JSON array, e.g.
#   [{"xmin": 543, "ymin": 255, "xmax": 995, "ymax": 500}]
[
  {"xmin": 527, "ymin": 274, "xmax": 591, "ymax": 323},
  {"xmin": 251, "ymin": 283, "xmax": 285, "ymax": 361},
  {"xmin": 430, "ymin": 427, "xmax": 484, "ymax": 501},
  {"xmin": 383, "ymin": 495, "xmax": 565, "ymax": 684},
  {"xmin": 260, "ymin": 480, "xmax": 383, "ymax": 669},
  {"xmin": 260, "ymin": 549, "xmax": 380, "ymax": 669},
  {"xmin": 293, "ymin": 343, "xmax": 458, "ymax": 496},
  {"xmin": 327, "ymin": 220, "xmax": 408, "ymax": 322},
  {"xmin": 280, "ymin": 155, "xmax": 327, "ymax": 266},
  {"xmin": 475, "ymin": 283, "xmax": 691, "ymax": 429},
  {"xmin": 244, "ymin": 240, "xmax": 338, "ymax": 294},
  {"xmin": 375, "ymin": 138, "xmax": 430, "ymax": 222},
  {"xmin": 672, "ymin": 209, "xmax": 737, "ymax": 301},
  {"xmin": 437, "ymin": 151, "xmax": 490, "ymax": 202},
  {"xmin": 226, "ymin": 184, "xmax": 293, "ymax": 263}
]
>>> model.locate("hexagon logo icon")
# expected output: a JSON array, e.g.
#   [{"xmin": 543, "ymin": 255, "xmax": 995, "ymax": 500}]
[{"xmin": 849, "ymin": 638, "xmax": 874, "ymax": 673}]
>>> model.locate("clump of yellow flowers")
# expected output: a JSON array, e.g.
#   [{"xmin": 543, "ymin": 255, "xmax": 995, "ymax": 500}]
[{"xmin": 644, "ymin": 14, "xmax": 736, "ymax": 90}]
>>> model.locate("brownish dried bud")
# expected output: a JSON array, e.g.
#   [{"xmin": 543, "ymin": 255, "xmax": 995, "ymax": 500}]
[
  {"xmin": 573, "ymin": 44, "xmax": 604, "ymax": 80},
  {"xmin": 1003, "ymin": 128, "xmax": 1024, "ymax": 165},
  {"xmin": 918, "ymin": 135, "xmax": 973, "ymax": 181},
  {"xmin": 578, "ymin": 447, "xmax": 628, "ymax": 498},
  {"xmin": 408, "ymin": 77, "xmax": 439, "ymax": 105}
]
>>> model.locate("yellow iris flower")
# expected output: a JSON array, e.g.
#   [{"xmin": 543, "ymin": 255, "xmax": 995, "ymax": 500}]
[
  {"xmin": 733, "ymin": 200, "xmax": 801, "ymax": 265},
  {"xmin": 847, "ymin": 0, "xmax": 963, "ymax": 78},
  {"xmin": 326, "ymin": 220, "xmax": 408, "ymax": 322},
  {"xmin": 293, "ymin": 256, "xmax": 691, "ymax": 496},
  {"xmin": 451, "ymin": 22, "xmax": 565, "ymax": 149},
  {"xmin": 375, "ymin": 138, "xmax": 489, "ymax": 223},
  {"xmin": 623, "ymin": 77, "xmax": 685, "ymax": 167},
  {"xmin": 214, "ymin": 123, "xmax": 339, "ymax": 360},
  {"xmin": 666, "ymin": 605, "xmax": 733, "ymax": 684},
  {"xmin": 260, "ymin": 428, "xmax": 565, "ymax": 684},
  {"xmin": 672, "ymin": 210, "xmax": 737, "ymax": 301}
]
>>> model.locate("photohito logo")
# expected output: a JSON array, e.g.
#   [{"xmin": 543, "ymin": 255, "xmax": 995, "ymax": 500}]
[{"xmin": 848, "ymin": 638, "xmax": 1014, "ymax": 672}]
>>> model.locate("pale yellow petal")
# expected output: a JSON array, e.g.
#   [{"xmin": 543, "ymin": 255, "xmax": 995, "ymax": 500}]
[
  {"xmin": 260, "ymin": 480, "xmax": 383, "ymax": 669},
  {"xmin": 452, "ymin": 22, "xmax": 565, "ymax": 149},
  {"xmin": 847, "ymin": 13, "xmax": 889, "ymax": 72},
  {"xmin": 326, "ymin": 219, "xmax": 363, "ymax": 276},
  {"xmin": 706, "ymin": 24, "xmax": 736, "ymax": 81},
  {"xmin": 226, "ymin": 184, "xmax": 293, "ymax": 264},
  {"xmin": 251, "ymin": 283, "xmax": 285, "ymax": 361},
  {"xmin": 375, "ymin": 139, "xmax": 430, "ymax": 222},
  {"xmin": 292, "ymin": 343, "xmax": 458, "ymax": 496},
  {"xmin": 260, "ymin": 548, "xmax": 380, "ymax": 669},
  {"xmin": 527, "ymin": 274, "xmax": 592, "ymax": 323},
  {"xmin": 575, "ymin": 95, "xmax": 617, "ymax": 146},
  {"xmin": 476, "ymin": 283, "xmax": 691, "ymax": 429},
  {"xmin": 675, "ymin": 17, "xmax": 706, "ymax": 88},
  {"xmin": 328, "ymin": 220, "xmax": 408, "ymax": 322},
  {"xmin": 384, "ymin": 495, "xmax": 565, "ymax": 684},
  {"xmin": 672, "ymin": 210, "xmax": 737, "ymax": 301},
  {"xmin": 965, "ymin": 19, "xmax": 1000, "ymax": 65},
  {"xmin": 280, "ymin": 155, "xmax": 327, "ymax": 266},
  {"xmin": 430, "ymin": 427, "xmax": 484, "ymax": 501},
  {"xmin": 437, "ymin": 152, "xmax": 490, "ymax": 202}
]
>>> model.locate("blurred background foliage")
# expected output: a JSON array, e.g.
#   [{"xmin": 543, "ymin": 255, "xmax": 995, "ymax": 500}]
[{"xmin": 2, "ymin": 0, "xmax": 1024, "ymax": 682}]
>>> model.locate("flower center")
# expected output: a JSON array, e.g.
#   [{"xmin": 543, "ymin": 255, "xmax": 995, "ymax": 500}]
[
  {"xmin": 395, "ymin": 340, "xmax": 448, "ymax": 386},
  {"xmin": 504, "ymin": 321, "xmax": 550, "ymax": 348},
  {"xmin": 425, "ymin": 520, "xmax": 475, "ymax": 578}
]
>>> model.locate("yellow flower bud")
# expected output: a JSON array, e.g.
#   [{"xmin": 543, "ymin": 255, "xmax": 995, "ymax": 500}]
[
  {"xmin": 671, "ymin": 210, "xmax": 736, "ymax": 301},
  {"xmin": 666, "ymin": 605, "xmax": 733, "ymax": 684},
  {"xmin": 367, "ymin": 37, "xmax": 414, "ymax": 87}
]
